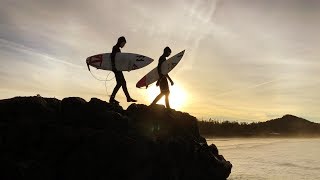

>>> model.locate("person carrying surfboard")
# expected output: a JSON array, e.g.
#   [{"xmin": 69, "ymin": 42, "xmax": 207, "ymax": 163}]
[
  {"xmin": 109, "ymin": 36, "xmax": 137, "ymax": 104},
  {"xmin": 151, "ymin": 47, "xmax": 174, "ymax": 108}
]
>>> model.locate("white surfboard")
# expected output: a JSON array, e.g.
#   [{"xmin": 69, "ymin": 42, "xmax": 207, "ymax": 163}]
[
  {"xmin": 86, "ymin": 53, "xmax": 153, "ymax": 71},
  {"xmin": 136, "ymin": 50, "xmax": 185, "ymax": 88}
]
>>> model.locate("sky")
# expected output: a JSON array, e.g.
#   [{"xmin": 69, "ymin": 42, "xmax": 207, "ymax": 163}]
[{"xmin": 0, "ymin": 0, "xmax": 320, "ymax": 122}]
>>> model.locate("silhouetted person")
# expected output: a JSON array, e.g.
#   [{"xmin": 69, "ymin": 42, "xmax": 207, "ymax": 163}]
[
  {"xmin": 151, "ymin": 47, "xmax": 174, "ymax": 108},
  {"xmin": 109, "ymin": 36, "xmax": 137, "ymax": 104}
]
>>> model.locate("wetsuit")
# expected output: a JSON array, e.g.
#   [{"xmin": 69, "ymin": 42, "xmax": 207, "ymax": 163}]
[
  {"xmin": 109, "ymin": 44, "xmax": 130, "ymax": 101},
  {"xmin": 110, "ymin": 45, "xmax": 126, "ymax": 85}
]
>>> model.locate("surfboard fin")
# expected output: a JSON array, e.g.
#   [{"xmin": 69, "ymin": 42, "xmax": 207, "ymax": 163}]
[{"xmin": 87, "ymin": 63, "xmax": 91, "ymax": 71}]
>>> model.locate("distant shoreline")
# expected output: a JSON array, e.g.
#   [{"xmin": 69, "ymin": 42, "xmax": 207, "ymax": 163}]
[
  {"xmin": 198, "ymin": 114, "xmax": 320, "ymax": 138},
  {"xmin": 203, "ymin": 135, "xmax": 320, "ymax": 139}
]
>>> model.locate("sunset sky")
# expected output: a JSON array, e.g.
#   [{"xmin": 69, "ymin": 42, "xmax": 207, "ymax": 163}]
[{"xmin": 1, "ymin": 0, "xmax": 319, "ymax": 122}]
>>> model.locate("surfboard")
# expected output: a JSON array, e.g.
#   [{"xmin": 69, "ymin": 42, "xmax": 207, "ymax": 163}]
[
  {"xmin": 136, "ymin": 50, "xmax": 185, "ymax": 88},
  {"xmin": 86, "ymin": 53, "xmax": 153, "ymax": 71}
]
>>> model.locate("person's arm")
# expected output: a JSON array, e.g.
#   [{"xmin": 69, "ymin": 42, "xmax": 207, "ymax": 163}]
[
  {"xmin": 166, "ymin": 74, "xmax": 174, "ymax": 86},
  {"xmin": 156, "ymin": 57, "xmax": 166, "ymax": 86},
  {"xmin": 110, "ymin": 46, "xmax": 117, "ymax": 71}
]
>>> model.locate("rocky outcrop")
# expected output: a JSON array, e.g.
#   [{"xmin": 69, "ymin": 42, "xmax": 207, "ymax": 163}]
[{"xmin": 0, "ymin": 96, "xmax": 232, "ymax": 180}]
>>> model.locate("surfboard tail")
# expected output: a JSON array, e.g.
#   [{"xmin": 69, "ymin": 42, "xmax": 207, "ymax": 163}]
[{"xmin": 86, "ymin": 57, "xmax": 91, "ymax": 71}]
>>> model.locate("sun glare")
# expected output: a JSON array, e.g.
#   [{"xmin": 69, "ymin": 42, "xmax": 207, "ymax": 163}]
[{"xmin": 146, "ymin": 84, "xmax": 188, "ymax": 110}]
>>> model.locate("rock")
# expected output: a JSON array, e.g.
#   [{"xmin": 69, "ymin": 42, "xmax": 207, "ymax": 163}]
[
  {"xmin": 126, "ymin": 104, "xmax": 201, "ymax": 142},
  {"xmin": 87, "ymin": 97, "xmax": 123, "ymax": 113},
  {"xmin": 0, "ymin": 96, "xmax": 232, "ymax": 180},
  {"xmin": 0, "ymin": 96, "xmax": 58, "ymax": 124}
]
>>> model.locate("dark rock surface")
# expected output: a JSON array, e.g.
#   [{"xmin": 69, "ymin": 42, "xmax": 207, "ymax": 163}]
[{"xmin": 0, "ymin": 96, "xmax": 232, "ymax": 180}]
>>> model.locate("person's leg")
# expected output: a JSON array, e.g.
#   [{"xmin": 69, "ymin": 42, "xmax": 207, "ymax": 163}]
[
  {"xmin": 110, "ymin": 71, "xmax": 122, "ymax": 103},
  {"xmin": 118, "ymin": 72, "xmax": 137, "ymax": 102},
  {"xmin": 121, "ymin": 83, "xmax": 129, "ymax": 98},
  {"xmin": 160, "ymin": 78, "xmax": 170, "ymax": 108},
  {"xmin": 110, "ymin": 84, "xmax": 121, "ymax": 103},
  {"xmin": 151, "ymin": 93, "xmax": 164, "ymax": 105},
  {"xmin": 123, "ymin": 83, "xmax": 137, "ymax": 102},
  {"xmin": 165, "ymin": 92, "xmax": 170, "ymax": 109}
]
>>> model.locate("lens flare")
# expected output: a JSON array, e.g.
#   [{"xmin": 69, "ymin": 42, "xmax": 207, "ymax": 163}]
[{"xmin": 146, "ymin": 84, "xmax": 187, "ymax": 110}]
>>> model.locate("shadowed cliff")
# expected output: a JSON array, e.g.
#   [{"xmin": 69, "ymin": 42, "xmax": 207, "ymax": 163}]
[{"xmin": 0, "ymin": 96, "xmax": 232, "ymax": 180}]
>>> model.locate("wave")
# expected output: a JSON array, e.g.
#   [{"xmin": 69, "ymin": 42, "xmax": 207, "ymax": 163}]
[
  {"xmin": 206, "ymin": 138, "xmax": 286, "ymax": 150},
  {"xmin": 206, "ymin": 138, "xmax": 320, "ymax": 150},
  {"xmin": 279, "ymin": 162, "xmax": 320, "ymax": 171}
]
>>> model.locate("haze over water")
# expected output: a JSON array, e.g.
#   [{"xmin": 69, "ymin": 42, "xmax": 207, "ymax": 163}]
[{"xmin": 207, "ymin": 138, "xmax": 320, "ymax": 180}]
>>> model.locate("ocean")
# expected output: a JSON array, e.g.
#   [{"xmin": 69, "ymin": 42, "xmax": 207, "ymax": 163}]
[{"xmin": 206, "ymin": 138, "xmax": 320, "ymax": 180}]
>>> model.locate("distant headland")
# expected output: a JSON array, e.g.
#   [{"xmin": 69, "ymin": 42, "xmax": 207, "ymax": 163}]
[{"xmin": 199, "ymin": 114, "xmax": 320, "ymax": 137}]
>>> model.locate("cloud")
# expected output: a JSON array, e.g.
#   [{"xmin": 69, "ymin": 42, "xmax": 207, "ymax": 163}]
[
  {"xmin": 0, "ymin": 0, "xmax": 320, "ymax": 122},
  {"xmin": 0, "ymin": 38, "xmax": 82, "ymax": 68}
]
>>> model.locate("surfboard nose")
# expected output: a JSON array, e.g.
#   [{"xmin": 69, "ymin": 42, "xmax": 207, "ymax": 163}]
[
  {"xmin": 136, "ymin": 76, "xmax": 147, "ymax": 88},
  {"xmin": 148, "ymin": 57, "xmax": 154, "ymax": 63}
]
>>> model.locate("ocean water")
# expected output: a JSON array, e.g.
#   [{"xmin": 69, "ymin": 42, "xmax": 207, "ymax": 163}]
[{"xmin": 206, "ymin": 138, "xmax": 320, "ymax": 180}]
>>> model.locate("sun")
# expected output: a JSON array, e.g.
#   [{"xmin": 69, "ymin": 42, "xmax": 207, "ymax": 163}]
[{"xmin": 146, "ymin": 84, "xmax": 188, "ymax": 110}]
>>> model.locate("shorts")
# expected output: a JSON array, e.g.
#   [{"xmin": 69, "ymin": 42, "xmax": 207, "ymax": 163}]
[{"xmin": 159, "ymin": 76, "xmax": 170, "ymax": 94}]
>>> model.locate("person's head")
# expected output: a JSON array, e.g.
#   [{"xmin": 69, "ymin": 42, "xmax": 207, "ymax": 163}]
[
  {"xmin": 117, "ymin": 36, "xmax": 126, "ymax": 48},
  {"xmin": 163, "ymin": 46, "xmax": 171, "ymax": 57}
]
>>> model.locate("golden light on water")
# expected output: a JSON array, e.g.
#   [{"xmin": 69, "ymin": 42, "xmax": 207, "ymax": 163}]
[{"xmin": 146, "ymin": 84, "xmax": 188, "ymax": 110}]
